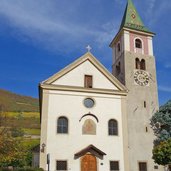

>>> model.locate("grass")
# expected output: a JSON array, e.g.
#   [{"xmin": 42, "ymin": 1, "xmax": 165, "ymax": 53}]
[
  {"xmin": 22, "ymin": 139, "xmax": 40, "ymax": 148},
  {"xmin": 23, "ymin": 129, "xmax": 40, "ymax": 135},
  {"xmin": 6, "ymin": 112, "xmax": 40, "ymax": 119}
]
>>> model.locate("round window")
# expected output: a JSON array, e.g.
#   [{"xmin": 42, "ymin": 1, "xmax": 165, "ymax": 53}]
[{"xmin": 84, "ymin": 98, "xmax": 95, "ymax": 108}]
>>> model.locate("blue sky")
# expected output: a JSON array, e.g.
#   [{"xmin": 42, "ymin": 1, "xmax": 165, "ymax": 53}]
[{"xmin": 0, "ymin": 0, "xmax": 171, "ymax": 105}]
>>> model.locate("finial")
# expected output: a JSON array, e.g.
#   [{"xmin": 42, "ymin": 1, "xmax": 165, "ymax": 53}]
[{"xmin": 86, "ymin": 45, "xmax": 92, "ymax": 52}]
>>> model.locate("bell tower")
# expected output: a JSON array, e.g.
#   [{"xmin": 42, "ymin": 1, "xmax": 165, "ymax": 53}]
[{"xmin": 110, "ymin": 0, "xmax": 161, "ymax": 171}]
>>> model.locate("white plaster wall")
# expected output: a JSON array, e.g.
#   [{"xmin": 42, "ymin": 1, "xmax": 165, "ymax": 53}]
[
  {"xmin": 52, "ymin": 60, "xmax": 118, "ymax": 90},
  {"xmin": 41, "ymin": 90, "xmax": 125, "ymax": 171},
  {"xmin": 147, "ymin": 36, "xmax": 154, "ymax": 56},
  {"xmin": 123, "ymin": 31, "xmax": 130, "ymax": 51}
]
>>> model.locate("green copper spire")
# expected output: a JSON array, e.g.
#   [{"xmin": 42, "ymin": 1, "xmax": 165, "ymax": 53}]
[{"xmin": 120, "ymin": 0, "xmax": 151, "ymax": 33}]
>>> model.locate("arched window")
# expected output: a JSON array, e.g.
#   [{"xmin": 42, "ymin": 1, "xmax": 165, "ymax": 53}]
[
  {"xmin": 135, "ymin": 58, "xmax": 140, "ymax": 69},
  {"xmin": 57, "ymin": 117, "xmax": 68, "ymax": 133},
  {"xmin": 140, "ymin": 59, "xmax": 146, "ymax": 70},
  {"xmin": 108, "ymin": 119, "xmax": 118, "ymax": 135},
  {"xmin": 135, "ymin": 39, "xmax": 142, "ymax": 49}
]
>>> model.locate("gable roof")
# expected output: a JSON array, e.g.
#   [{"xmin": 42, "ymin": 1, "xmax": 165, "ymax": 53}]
[
  {"xmin": 74, "ymin": 144, "xmax": 106, "ymax": 159},
  {"xmin": 120, "ymin": 0, "xmax": 154, "ymax": 34},
  {"xmin": 41, "ymin": 52, "xmax": 127, "ymax": 92}
]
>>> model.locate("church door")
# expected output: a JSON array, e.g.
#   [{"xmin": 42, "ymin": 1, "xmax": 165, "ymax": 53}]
[{"xmin": 81, "ymin": 154, "xmax": 97, "ymax": 171}]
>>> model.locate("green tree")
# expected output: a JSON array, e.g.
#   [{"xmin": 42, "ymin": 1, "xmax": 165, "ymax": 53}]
[
  {"xmin": 0, "ymin": 136, "xmax": 26, "ymax": 167},
  {"xmin": 151, "ymin": 100, "xmax": 171, "ymax": 144},
  {"xmin": 151, "ymin": 100, "xmax": 171, "ymax": 169},
  {"xmin": 152, "ymin": 139, "xmax": 171, "ymax": 170},
  {"xmin": 0, "ymin": 105, "xmax": 9, "ymax": 136},
  {"xmin": 0, "ymin": 106, "xmax": 26, "ymax": 167}
]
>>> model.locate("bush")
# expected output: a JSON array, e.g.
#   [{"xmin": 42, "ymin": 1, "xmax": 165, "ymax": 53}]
[{"xmin": 11, "ymin": 128, "xmax": 25, "ymax": 137}]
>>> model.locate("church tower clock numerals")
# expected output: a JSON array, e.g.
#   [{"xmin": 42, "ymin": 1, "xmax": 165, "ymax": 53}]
[{"xmin": 134, "ymin": 70, "xmax": 149, "ymax": 86}]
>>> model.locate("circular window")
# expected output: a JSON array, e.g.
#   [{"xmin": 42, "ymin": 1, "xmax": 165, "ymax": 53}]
[{"xmin": 84, "ymin": 98, "xmax": 95, "ymax": 108}]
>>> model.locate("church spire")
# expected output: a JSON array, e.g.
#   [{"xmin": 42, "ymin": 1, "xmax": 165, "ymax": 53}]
[{"xmin": 120, "ymin": 0, "xmax": 151, "ymax": 33}]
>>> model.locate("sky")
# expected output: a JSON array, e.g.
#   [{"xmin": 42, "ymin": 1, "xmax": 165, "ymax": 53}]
[{"xmin": 0, "ymin": 0, "xmax": 171, "ymax": 105}]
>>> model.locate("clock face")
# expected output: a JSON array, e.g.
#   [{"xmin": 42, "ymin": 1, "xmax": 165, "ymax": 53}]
[{"xmin": 134, "ymin": 70, "xmax": 149, "ymax": 86}]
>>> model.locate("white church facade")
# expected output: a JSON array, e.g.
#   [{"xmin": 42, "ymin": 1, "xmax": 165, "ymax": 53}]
[
  {"xmin": 39, "ymin": 0, "xmax": 163, "ymax": 171},
  {"xmin": 39, "ymin": 53, "xmax": 128, "ymax": 171}
]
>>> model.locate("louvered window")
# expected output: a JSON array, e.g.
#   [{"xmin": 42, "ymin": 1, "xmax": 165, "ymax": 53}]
[{"xmin": 84, "ymin": 75, "xmax": 93, "ymax": 88}]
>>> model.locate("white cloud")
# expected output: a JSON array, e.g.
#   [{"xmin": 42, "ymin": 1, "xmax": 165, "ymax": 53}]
[
  {"xmin": 114, "ymin": 0, "xmax": 124, "ymax": 6},
  {"xmin": 149, "ymin": 0, "xmax": 156, "ymax": 11},
  {"xmin": 0, "ymin": 0, "xmax": 116, "ymax": 53},
  {"xmin": 145, "ymin": 0, "xmax": 171, "ymax": 26},
  {"xmin": 158, "ymin": 85, "xmax": 171, "ymax": 93},
  {"xmin": 164, "ymin": 64, "xmax": 171, "ymax": 69}
]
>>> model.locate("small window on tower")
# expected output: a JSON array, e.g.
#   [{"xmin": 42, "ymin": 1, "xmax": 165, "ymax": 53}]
[
  {"xmin": 144, "ymin": 101, "xmax": 146, "ymax": 108},
  {"xmin": 154, "ymin": 165, "xmax": 158, "ymax": 169},
  {"xmin": 135, "ymin": 39, "xmax": 142, "ymax": 48},
  {"xmin": 84, "ymin": 75, "xmax": 93, "ymax": 88},
  {"xmin": 116, "ymin": 62, "xmax": 121, "ymax": 75},
  {"xmin": 139, "ymin": 162, "xmax": 147, "ymax": 171},
  {"xmin": 117, "ymin": 43, "xmax": 121, "ymax": 52},
  {"xmin": 135, "ymin": 58, "xmax": 140, "ymax": 69},
  {"xmin": 140, "ymin": 59, "xmax": 146, "ymax": 70}
]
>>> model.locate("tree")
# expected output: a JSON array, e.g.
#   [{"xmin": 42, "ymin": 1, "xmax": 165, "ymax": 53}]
[
  {"xmin": 152, "ymin": 138, "xmax": 171, "ymax": 165},
  {"xmin": 0, "ymin": 105, "xmax": 9, "ymax": 136},
  {"xmin": 151, "ymin": 100, "xmax": 171, "ymax": 144},
  {"xmin": 10, "ymin": 127, "xmax": 25, "ymax": 137},
  {"xmin": 151, "ymin": 100, "xmax": 171, "ymax": 169},
  {"xmin": 0, "ymin": 106, "xmax": 26, "ymax": 167},
  {"xmin": 0, "ymin": 136, "xmax": 26, "ymax": 167}
]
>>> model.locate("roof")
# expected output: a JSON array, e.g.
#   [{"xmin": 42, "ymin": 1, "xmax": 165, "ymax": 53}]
[
  {"xmin": 40, "ymin": 52, "xmax": 127, "ymax": 93},
  {"xmin": 120, "ymin": 0, "xmax": 153, "ymax": 34},
  {"xmin": 74, "ymin": 144, "xmax": 106, "ymax": 159}
]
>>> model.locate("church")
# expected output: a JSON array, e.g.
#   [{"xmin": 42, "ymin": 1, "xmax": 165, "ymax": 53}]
[{"xmin": 39, "ymin": 0, "xmax": 163, "ymax": 171}]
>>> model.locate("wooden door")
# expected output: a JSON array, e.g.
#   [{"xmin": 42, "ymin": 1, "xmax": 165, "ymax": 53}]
[{"xmin": 81, "ymin": 154, "xmax": 97, "ymax": 171}]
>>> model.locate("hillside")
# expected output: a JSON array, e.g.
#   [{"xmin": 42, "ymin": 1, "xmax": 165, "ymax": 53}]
[{"xmin": 0, "ymin": 89, "xmax": 39, "ymax": 112}]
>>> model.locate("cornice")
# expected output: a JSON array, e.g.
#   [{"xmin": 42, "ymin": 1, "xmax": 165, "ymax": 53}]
[{"xmin": 40, "ymin": 84, "xmax": 128, "ymax": 96}]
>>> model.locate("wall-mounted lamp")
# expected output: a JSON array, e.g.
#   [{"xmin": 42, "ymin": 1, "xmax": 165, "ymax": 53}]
[{"xmin": 41, "ymin": 143, "xmax": 46, "ymax": 153}]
